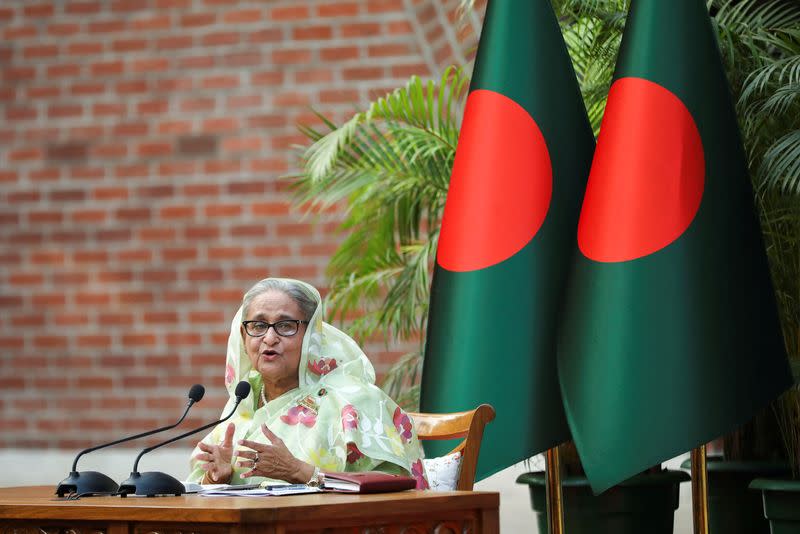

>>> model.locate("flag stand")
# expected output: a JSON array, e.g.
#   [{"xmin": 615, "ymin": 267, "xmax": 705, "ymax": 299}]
[
  {"xmin": 545, "ymin": 446, "xmax": 565, "ymax": 534},
  {"xmin": 691, "ymin": 444, "xmax": 709, "ymax": 534}
]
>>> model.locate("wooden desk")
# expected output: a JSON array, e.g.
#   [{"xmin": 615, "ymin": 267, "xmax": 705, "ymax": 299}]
[{"xmin": 0, "ymin": 486, "xmax": 499, "ymax": 534}]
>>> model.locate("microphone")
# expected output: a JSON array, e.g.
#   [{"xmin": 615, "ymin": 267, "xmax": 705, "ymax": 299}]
[
  {"xmin": 118, "ymin": 380, "xmax": 251, "ymax": 497},
  {"xmin": 55, "ymin": 384, "xmax": 205, "ymax": 497}
]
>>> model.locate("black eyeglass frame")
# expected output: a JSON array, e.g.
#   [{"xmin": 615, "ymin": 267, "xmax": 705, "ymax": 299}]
[{"xmin": 241, "ymin": 319, "xmax": 309, "ymax": 338}]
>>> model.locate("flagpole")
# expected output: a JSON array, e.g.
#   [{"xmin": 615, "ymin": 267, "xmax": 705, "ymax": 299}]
[
  {"xmin": 690, "ymin": 444, "xmax": 709, "ymax": 534},
  {"xmin": 545, "ymin": 446, "xmax": 565, "ymax": 534}
]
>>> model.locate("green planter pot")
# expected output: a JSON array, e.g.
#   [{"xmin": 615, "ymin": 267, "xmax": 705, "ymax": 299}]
[
  {"xmin": 750, "ymin": 478, "xmax": 800, "ymax": 534},
  {"xmin": 680, "ymin": 458, "xmax": 789, "ymax": 534},
  {"xmin": 516, "ymin": 470, "xmax": 689, "ymax": 534}
]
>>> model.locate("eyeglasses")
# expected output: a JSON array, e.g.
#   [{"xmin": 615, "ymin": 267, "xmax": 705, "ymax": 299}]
[{"xmin": 242, "ymin": 319, "xmax": 309, "ymax": 338}]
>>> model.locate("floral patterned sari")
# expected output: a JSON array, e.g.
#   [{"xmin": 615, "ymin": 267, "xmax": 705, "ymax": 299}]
[{"xmin": 187, "ymin": 278, "xmax": 428, "ymax": 488}]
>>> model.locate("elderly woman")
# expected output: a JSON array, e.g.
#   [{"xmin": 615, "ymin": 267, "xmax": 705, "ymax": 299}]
[{"xmin": 187, "ymin": 278, "xmax": 428, "ymax": 489}]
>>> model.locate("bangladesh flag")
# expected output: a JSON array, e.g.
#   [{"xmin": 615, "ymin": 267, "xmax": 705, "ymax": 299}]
[
  {"xmin": 421, "ymin": 0, "xmax": 594, "ymax": 478},
  {"xmin": 558, "ymin": 0, "xmax": 793, "ymax": 493}
]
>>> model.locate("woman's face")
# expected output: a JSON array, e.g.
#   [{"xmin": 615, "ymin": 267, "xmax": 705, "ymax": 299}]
[{"xmin": 241, "ymin": 289, "xmax": 307, "ymax": 399}]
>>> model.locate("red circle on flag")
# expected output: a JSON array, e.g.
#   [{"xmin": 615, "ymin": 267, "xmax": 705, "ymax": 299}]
[
  {"xmin": 577, "ymin": 77, "xmax": 705, "ymax": 263},
  {"xmin": 437, "ymin": 89, "xmax": 552, "ymax": 272}
]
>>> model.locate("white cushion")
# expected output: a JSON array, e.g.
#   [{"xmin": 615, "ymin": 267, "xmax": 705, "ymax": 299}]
[{"xmin": 422, "ymin": 451, "xmax": 462, "ymax": 491}]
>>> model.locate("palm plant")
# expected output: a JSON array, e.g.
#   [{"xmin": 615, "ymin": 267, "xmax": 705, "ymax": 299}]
[{"xmin": 290, "ymin": 1, "xmax": 800, "ymax": 472}]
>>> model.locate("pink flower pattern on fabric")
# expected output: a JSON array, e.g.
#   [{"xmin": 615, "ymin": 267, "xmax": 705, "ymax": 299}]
[
  {"xmin": 341, "ymin": 404, "xmax": 358, "ymax": 431},
  {"xmin": 224, "ymin": 363, "xmax": 234, "ymax": 386},
  {"xmin": 280, "ymin": 405, "xmax": 317, "ymax": 427},
  {"xmin": 346, "ymin": 442, "xmax": 364, "ymax": 464},
  {"xmin": 307, "ymin": 357, "xmax": 338, "ymax": 375},
  {"xmin": 393, "ymin": 407, "xmax": 413, "ymax": 442},
  {"xmin": 411, "ymin": 459, "xmax": 429, "ymax": 489}
]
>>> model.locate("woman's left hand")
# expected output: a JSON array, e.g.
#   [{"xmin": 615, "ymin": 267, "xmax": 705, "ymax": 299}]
[{"xmin": 236, "ymin": 423, "xmax": 314, "ymax": 483}]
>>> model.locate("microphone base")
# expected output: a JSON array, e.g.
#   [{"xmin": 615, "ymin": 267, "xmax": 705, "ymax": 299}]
[
  {"xmin": 118, "ymin": 471, "xmax": 186, "ymax": 497},
  {"xmin": 56, "ymin": 471, "xmax": 119, "ymax": 497}
]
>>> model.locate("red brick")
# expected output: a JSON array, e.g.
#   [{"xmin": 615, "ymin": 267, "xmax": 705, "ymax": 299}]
[
  {"xmin": 70, "ymin": 166, "xmax": 105, "ymax": 179},
  {"xmin": 203, "ymin": 160, "xmax": 242, "ymax": 174},
  {"xmin": 22, "ymin": 45, "xmax": 58, "ymax": 59},
  {"xmin": 113, "ymin": 38, "xmax": 148, "ymax": 52},
  {"xmin": 270, "ymin": 5, "xmax": 309, "ymax": 20},
  {"xmin": 28, "ymin": 211, "xmax": 64, "ymax": 224},
  {"xmin": 273, "ymin": 92, "xmax": 311, "ymax": 107},
  {"xmin": 163, "ymin": 247, "xmax": 197, "ymax": 261},
  {"xmin": 387, "ymin": 20, "xmax": 413, "ymax": 35},
  {"xmin": 230, "ymin": 224, "xmax": 268, "ymax": 238},
  {"xmin": 95, "ymin": 181, "xmax": 136, "ymax": 199},
  {"xmin": 48, "ymin": 23, "xmax": 81, "ymax": 36},
  {"xmin": 321, "ymin": 46, "xmax": 360, "ymax": 61},
  {"xmin": 47, "ymin": 63, "xmax": 81, "ymax": 77},
  {"xmin": 117, "ymin": 249, "xmax": 153, "ymax": 262},
  {"xmin": 343, "ymin": 66, "xmax": 384, "ymax": 80},
  {"xmin": 318, "ymin": 2, "xmax": 359, "ymax": 17},
  {"xmin": 71, "ymin": 82, "xmax": 106, "ymax": 95},
  {"xmin": 201, "ymin": 118, "xmax": 239, "ymax": 133},
  {"xmin": 202, "ymin": 32, "xmax": 240, "ymax": 49},
  {"xmin": 223, "ymin": 8, "xmax": 262, "ymax": 23},
  {"xmin": 221, "ymin": 136, "xmax": 261, "ymax": 152},
  {"xmin": 91, "ymin": 61, "xmax": 125, "ymax": 76},
  {"xmin": 252, "ymin": 70, "xmax": 284, "ymax": 86},
  {"xmin": 5, "ymin": 26, "xmax": 38, "ymax": 39},
  {"xmin": 226, "ymin": 94, "xmax": 262, "ymax": 109},
  {"xmin": 113, "ymin": 122, "xmax": 149, "ymax": 136},
  {"xmin": 133, "ymin": 58, "xmax": 170, "ymax": 73},
  {"xmin": 294, "ymin": 26, "xmax": 333, "ymax": 40},
  {"xmin": 341, "ymin": 23, "xmax": 381, "ymax": 37},
  {"xmin": 157, "ymin": 35, "xmax": 194, "ymax": 49},
  {"xmin": 54, "ymin": 311, "xmax": 89, "ymax": 324},
  {"xmin": 93, "ymin": 102, "xmax": 126, "ymax": 116},
  {"xmin": 23, "ymin": 4, "xmax": 54, "ymax": 17},
  {"xmin": 27, "ymin": 85, "xmax": 61, "ymax": 98},
  {"xmin": 156, "ymin": 0, "xmax": 191, "ymax": 7},
  {"xmin": 137, "ymin": 141, "xmax": 173, "ymax": 157},
  {"xmin": 205, "ymin": 204, "xmax": 242, "ymax": 217},
  {"xmin": 320, "ymin": 88, "xmax": 360, "ymax": 104},
  {"xmin": 248, "ymin": 28, "xmax": 282, "ymax": 44},
  {"xmin": 391, "ymin": 63, "xmax": 429, "ymax": 78},
  {"xmin": 67, "ymin": 41, "xmax": 104, "ymax": 55},
  {"xmin": 207, "ymin": 246, "xmax": 244, "ymax": 260},
  {"xmin": 188, "ymin": 268, "xmax": 224, "ymax": 281},
  {"xmin": 92, "ymin": 143, "xmax": 127, "ymax": 158},
  {"xmin": 6, "ymin": 106, "xmax": 37, "ymax": 120},
  {"xmin": 89, "ymin": 19, "xmax": 127, "ymax": 33},
  {"xmin": 72, "ymin": 209, "xmax": 107, "ymax": 223},
  {"xmin": 295, "ymin": 69, "xmax": 333, "ymax": 83},
  {"xmin": 272, "ymin": 49, "xmax": 313, "ymax": 64},
  {"xmin": 132, "ymin": 15, "xmax": 171, "ymax": 31},
  {"xmin": 181, "ymin": 12, "xmax": 216, "ymax": 27},
  {"xmin": 179, "ymin": 97, "xmax": 215, "ymax": 112},
  {"xmin": 8, "ymin": 273, "xmax": 44, "ymax": 285},
  {"xmin": 65, "ymin": 2, "xmax": 101, "ymax": 15},
  {"xmin": 141, "ymin": 269, "xmax": 177, "ymax": 283},
  {"xmin": 201, "ymin": 74, "xmax": 240, "ymax": 89},
  {"xmin": 9, "ymin": 148, "xmax": 43, "ymax": 161},
  {"xmin": 119, "ymin": 291, "xmax": 154, "ymax": 304},
  {"xmin": 247, "ymin": 113, "xmax": 287, "ymax": 128},
  {"xmin": 157, "ymin": 77, "xmax": 194, "ymax": 92},
  {"xmin": 139, "ymin": 226, "xmax": 177, "ymax": 240},
  {"xmin": 78, "ymin": 335, "xmax": 112, "ymax": 348},
  {"xmin": 116, "ymin": 80, "xmax": 149, "ymax": 94},
  {"xmin": 122, "ymin": 333, "xmax": 156, "ymax": 346},
  {"xmin": 184, "ymin": 225, "xmax": 220, "ymax": 239}
]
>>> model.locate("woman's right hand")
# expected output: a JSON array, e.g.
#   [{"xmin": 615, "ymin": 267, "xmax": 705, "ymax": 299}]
[{"xmin": 195, "ymin": 422, "xmax": 235, "ymax": 484}]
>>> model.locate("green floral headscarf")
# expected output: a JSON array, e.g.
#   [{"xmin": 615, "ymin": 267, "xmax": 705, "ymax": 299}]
[{"xmin": 187, "ymin": 278, "xmax": 428, "ymax": 488}]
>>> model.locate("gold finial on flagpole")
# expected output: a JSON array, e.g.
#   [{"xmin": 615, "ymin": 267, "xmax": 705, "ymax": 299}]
[
  {"xmin": 691, "ymin": 444, "xmax": 710, "ymax": 534},
  {"xmin": 545, "ymin": 446, "xmax": 565, "ymax": 534}
]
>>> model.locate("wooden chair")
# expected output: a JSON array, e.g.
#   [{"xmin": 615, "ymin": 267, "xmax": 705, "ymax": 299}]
[{"xmin": 408, "ymin": 403, "xmax": 496, "ymax": 490}]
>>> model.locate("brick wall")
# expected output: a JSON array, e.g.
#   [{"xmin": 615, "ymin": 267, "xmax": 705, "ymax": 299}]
[{"xmin": 0, "ymin": 0, "xmax": 483, "ymax": 449}]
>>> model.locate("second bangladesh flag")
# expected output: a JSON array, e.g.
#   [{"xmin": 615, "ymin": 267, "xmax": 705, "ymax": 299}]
[
  {"xmin": 421, "ymin": 0, "xmax": 594, "ymax": 478},
  {"xmin": 558, "ymin": 0, "xmax": 793, "ymax": 493}
]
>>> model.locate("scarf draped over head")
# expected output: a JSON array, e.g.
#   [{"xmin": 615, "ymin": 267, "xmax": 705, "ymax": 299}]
[{"xmin": 187, "ymin": 278, "xmax": 428, "ymax": 488}]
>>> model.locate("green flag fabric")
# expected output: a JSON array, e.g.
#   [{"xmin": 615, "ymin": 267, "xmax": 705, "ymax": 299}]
[
  {"xmin": 558, "ymin": 0, "xmax": 793, "ymax": 493},
  {"xmin": 421, "ymin": 0, "xmax": 594, "ymax": 479}
]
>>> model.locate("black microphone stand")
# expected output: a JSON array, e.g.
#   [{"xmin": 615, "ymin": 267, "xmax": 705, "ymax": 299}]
[
  {"xmin": 118, "ymin": 381, "xmax": 250, "ymax": 497},
  {"xmin": 56, "ymin": 384, "xmax": 205, "ymax": 497}
]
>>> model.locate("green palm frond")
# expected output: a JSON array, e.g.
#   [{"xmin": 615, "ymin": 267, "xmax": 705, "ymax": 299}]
[{"xmin": 289, "ymin": 66, "xmax": 468, "ymax": 343}]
